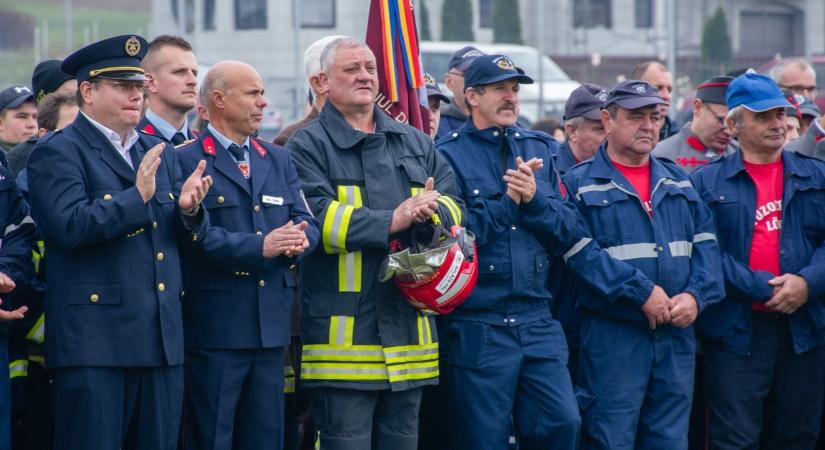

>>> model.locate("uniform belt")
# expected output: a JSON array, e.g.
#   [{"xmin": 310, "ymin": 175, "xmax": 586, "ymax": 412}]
[{"xmin": 449, "ymin": 299, "xmax": 551, "ymax": 326}]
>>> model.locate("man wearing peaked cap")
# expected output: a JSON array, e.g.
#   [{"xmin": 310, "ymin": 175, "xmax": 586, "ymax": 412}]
[
  {"xmin": 26, "ymin": 34, "xmax": 214, "ymax": 450},
  {"xmin": 654, "ymin": 76, "xmax": 737, "ymax": 174},
  {"xmin": 424, "ymin": 72, "xmax": 450, "ymax": 140},
  {"xmin": 690, "ymin": 72, "xmax": 825, "ymax": 450},
  {"xmin": 561, "ymin": 79, "xmax": 724, "ymax": 449},
  {"xmin": 436, "ymin": 53, "xmax": 581, "ymax": 449},
  {"xmin": 436, "ymin": 45, "xmax": 485, "ymax": 140}
]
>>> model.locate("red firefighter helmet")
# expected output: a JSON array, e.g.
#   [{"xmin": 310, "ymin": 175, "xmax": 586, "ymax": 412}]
[{"xmin": 384, "ymin": 224, "xmax": 478, "ymax": 314}]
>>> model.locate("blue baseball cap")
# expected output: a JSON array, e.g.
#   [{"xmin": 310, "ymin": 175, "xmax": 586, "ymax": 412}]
[
  {"xmin": 602, "ymin": 80, "xmax": 668, "ymax": 110},
  {"xmin": 463, "ymin": 54, "xmax": 534, "ymax": 92},
  {"xmin": 0, "ymin": 85, "xmax": 34, "ymax": 111},
  {"xmin": 447, "ymin": 46, "xmax": 485, "ymax": 72},
  {"xmin": 62, "ymin": 35, "xmax": 148, "ymax": 83},
  {"xmin": 564, "ymin": 83, "xmax": 607, "ymax": 120},
  {"xmin": 424, "ymin": 73, "xmax": 450, "ymax": 104},
  {"xmin": 726, "ymin": 73, "xmax": 792, "ymax": 112}
]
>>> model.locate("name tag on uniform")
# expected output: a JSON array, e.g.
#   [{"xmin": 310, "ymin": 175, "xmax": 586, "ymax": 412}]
[{"xmin": 262, "ymin": 195, "xmax": 284, "ymax": 206}]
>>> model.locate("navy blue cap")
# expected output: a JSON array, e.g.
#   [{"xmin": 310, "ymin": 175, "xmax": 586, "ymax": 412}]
[
  {"xmin": 800, "ymin": 99, "xmax": 822, "ymax": 118},
  {"xmin": 31, "ymin": 60, "xmax": 73, "ymax": 104},
  {"xmin": 0, "ymin": 85, "xmax": 34, "ymax": 111},
  {"xmin": 726, "ymin": 73, "xmax": 792, "ymax": 112},
  {"xmin": 61, "ymin": 35, "xmax": 148, "ymax": 83},
  {"xmin": 603, "ymin": 80, "xmax": 668, "ymax": 110},
  {"xmin": 464, "ymin": 55, "xmax": 534, "ymax": 92},
  {"xmin": 564, "ymin": 83, "xmax": 607, "ymax": 120},
  {"xmin": 695, "ymin": 76, "xmax": 733, "ymax": 105},
  {"xmin": 424, "ymin": 73, "xmax": 450, "ymax": 104},
  {"xmin": 447, "ymin": 46, "xmax": 485, "ymax": 72}
]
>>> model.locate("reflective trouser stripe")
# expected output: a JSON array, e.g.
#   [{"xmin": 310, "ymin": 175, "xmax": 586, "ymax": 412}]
[
  {"xmin": 328, "ymin": 316, "xmax": 355, "ymax": 346},
  {"xmin": 322, "ymin": 201, "xmax": 353, "ymax": 254},
  {"xmin": 26, "ymin": 313, "xmax": 45, "ymax": 344},
  {"xmin": 336, "ymin": 186, "xmax": 363, "ymax": 292},
  {"xmin": 417, "ymin": 313, "xmax": 433, "ymax": 345},
  {"xmin": 9, "ymin": 359, "xmax": 27, "ymax": 379},
  {"xmin": 284, "ymin": 364, "xmax": 295, "ymax": 393},
  {"xmin": 564, "ymin": 237, "xmax": 593, "ymax": 262},
  {"xmin": 605, "ymin": 243, "xmax": 659, "ymax": 260},
  {"xmin": 669, "ymin": 240, "xmax": 693, "ymax": 258}
]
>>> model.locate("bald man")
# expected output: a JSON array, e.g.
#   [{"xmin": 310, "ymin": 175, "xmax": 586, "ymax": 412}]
[{"xmin": 176, "ymin": 61, "xmax": 320, "ymax": 450}]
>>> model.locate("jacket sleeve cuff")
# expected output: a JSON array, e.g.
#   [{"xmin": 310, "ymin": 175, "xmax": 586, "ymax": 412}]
[
  {"xmin": 628, "ymin": 277, "xmax": 656, "ymax": 308},
  {"xmin": 798, "ymin": 266, "xmax": 825, "ymax": 300}
]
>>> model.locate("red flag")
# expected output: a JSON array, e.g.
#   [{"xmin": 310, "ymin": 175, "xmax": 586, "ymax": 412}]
[{"xmin": 365, "ymin": 0, "xmax": 430, "ymax": 134}]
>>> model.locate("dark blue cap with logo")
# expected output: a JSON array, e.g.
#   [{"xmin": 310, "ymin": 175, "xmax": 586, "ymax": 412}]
[
  {"xmin": 564, "ymin": 83, "xmax": 607, "ymax": 120},
  {"xmin": 0, "ymin": 85, "xmax": 34, "ymax": 111},
  {"xmin": 464, "ymin": 54, "xmax": 534, "ymax": 92},
  {"xmin": 61, "ymin": 35, "xmax": 149, "ymax": 83},
  {"xmin": 726, "ymin": 73, "xmax": 792, "ymax": 112},
  {"xmin": 603, "ymin": 80, "xmax": 668, "ymax": 110},
  {"xmin": 447, "ymin": 46, "xmax": 485, "ymax": 72},
  {"xmin": 424, "ymin": 73, "xmax": 450, "ymax": 104},
  {"xmin": 31, "ymin": 60, "xmax": 73, "ymax": 104}
]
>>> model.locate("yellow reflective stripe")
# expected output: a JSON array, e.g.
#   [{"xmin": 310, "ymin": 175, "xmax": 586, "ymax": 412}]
[
  {"xmin": 315, "ymin": 431, "xmax": 320, "ymax": 450},
  {"xmin": 417, "ymin": 315, "xmax": 425, "ymax": 345},
  {"xmin": 411, "ymin": 187, "xmax": 422, "ymax": 197},
  {"xmin": 322, "ymin": 201, "xmax": 355, "ymax": 254},
  {"xmin": 26, "ymin": 313, "xmax": 45, "ymax": 344},
  {"xmin": 9, "ymin": 359, "xmax": 28, "ymax": 379},
  {"xmin": 437, "ymin": 196, "xmax": 462, "ymax": 225},
  {"xmin": 417, "ymin": 313, "xmax": 433, "ymax": 345},
  {"xmin": 302, "ymin": 344, "xmax": 385, "ymax": 362},
  {"xmin": 336, "ymin": 186, "xmax": 363, "ymax": 292},
  {"xmin": 424, "ymin": 315, "xmax": 432, "ymax": 344},
  {"xmin": 301, "ymin": 362, "xmax": 389, "ymax": 381},
  {"xmin": 284, "ymin": 364, "xmax": 295, "ymax": 393},
  {"xmin": 328, "ymin": 316, "xmax": 355, "ymax": 346},
  {"xmin": 384, "ymin": 343, "xmax": 439, "ymax": 364},
  {"xmin": 387, "ymin": 360, "xmax": 439, "ymax": 383},
  {"xmin": 338, "ymin": 185, "xmax": 363, "ymax": 208},
  {"xmin": 28, "ymin": 355, "xmax": 45, "ymax": 365}
]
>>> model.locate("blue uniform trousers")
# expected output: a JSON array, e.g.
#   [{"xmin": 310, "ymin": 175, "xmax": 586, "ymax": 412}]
[
  {"xmin": 443, "ymin": 310, "xmax": 580, "ymax": 450},
  {"xmin": 0, "ymin": 344, "xmax": 10, "ymax": 450},
  {"xmin": 184, "ymin": 347, "xmax": 285, "ymax": 450},
  {"xmin": 577, "ymin": 316, "xmax": 694, "ymax": 450},
  {"xmin": 703, "ymin": 312, "xmax": 825, "ymax": 450},
  {"xmin": 52, "ymin": 364, "xmax": 183, "ymax": 450},
  {"xmin": 310, "ymin": 386, "xmax": 423, "ymax": 450}
]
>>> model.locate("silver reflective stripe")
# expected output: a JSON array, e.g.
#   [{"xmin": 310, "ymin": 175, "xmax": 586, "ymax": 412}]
[
  {"xmin": 605, "ymin": 243, "xmax": 658, "ymax": 260},
  {"xmin": 662, "ymin": 179, "xmax": 693, "ymax": 189},
  {"xmin": 693, "ymin": 232, "xmax": 716, "ymax": 243},
  {"xmin": 302, "ymin": 366, "xmax": 389, "ymax": 376},
  {"xmin": 576, "ymin": 183, "xmax": 616, "ymax": 199},
  {"xmin": 333, "ymin": 316, "xmax": 348, "ymax": 346},
  {"xmin": 563, "ymin": 238, "xmax": 593, "ymax": 262},
  {"xmin": 668, "ymin": 241, "xmax": 693, "ymax": 258},
  {"xmin": 327, "ymin": 203, "xmax": 347, "ymax": 251},
  {"xmin": 384, "ymin": 347, "xmax": 439, "ymax": 359},
  {"xmin": 302, "ymin": 348, "xmax": 384, "ymax": 358},
  {"xmin": 342, "ymin": 252, "xmax": 357, "ymax": 292},
  {"xmin": 388, "ymin": 365, "xmax": 438, "ymax": 377},
  {"xmin": 4, "ymin": 215, "xmax": 33, "ymax": 235}
]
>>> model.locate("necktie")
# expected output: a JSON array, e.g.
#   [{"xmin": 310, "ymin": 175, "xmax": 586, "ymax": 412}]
[
  {"xmin": 171, "ymin": 132, "xmax": 186, "ymax": 145},
  {"xmin": 227, "ymin": 143, "xmax": 245, "ymax": 162}
]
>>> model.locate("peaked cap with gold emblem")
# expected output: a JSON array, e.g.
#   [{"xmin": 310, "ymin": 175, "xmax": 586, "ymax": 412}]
[{"xmin": 61, "ymin": 35, "xmax": 149, "ymax": 83}]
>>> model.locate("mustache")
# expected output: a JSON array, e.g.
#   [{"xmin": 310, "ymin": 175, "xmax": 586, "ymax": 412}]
[{"xmin": 497, "ymin": 102, "xmax": 516, "ymax": 113}]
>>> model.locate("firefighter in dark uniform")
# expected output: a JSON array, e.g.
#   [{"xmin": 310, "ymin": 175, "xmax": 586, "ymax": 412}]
[{"xmin": 26, "ymin": 34, "xmax": 213, "ymax": 450}]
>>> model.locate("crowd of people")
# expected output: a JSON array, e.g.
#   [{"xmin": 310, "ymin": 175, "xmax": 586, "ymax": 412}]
[{"xmin": 0, "ymin": 30, "xmax": 822, "ymax": 450}]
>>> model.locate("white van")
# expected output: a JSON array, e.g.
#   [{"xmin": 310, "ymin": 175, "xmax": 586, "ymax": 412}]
[{"xmin": 419, "ymin": 41, "xmax": 579, "ymax": 124}]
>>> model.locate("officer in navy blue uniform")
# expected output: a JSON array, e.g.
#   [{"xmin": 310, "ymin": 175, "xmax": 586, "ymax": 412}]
[
  {"xmin": 177, "ymin": 60, "xmax": 319, "ymax": 450},
  {"xmin": 436, "ymin": 54, "xmax": 581, "ymax": 450},
  {"xmin": 137, "ymin": 35, "xmax": 199, "ymax": 145},
  {"xmin": 26, "ymin": 35, "xmax": 214, "ymax": 450}
]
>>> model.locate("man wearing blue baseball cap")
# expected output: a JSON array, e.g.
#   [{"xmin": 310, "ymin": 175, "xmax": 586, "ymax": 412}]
[
  {"xmin": 26, "ymin": 35, "xmax": 214, "ymax": 450},
  {"xmin": 436, "ymin": 54, "xmax": 580, "ymax": 450},
  {"xmin": 561, "ymin": 79, "xmax": 724, "ymax": 449},
  {"xmin": 435, "ymin": 45, "xmax": 485, "ymax": 140},
  {"xmin": 557, "ymin": 83, "xmax": 608, "ymax": 173},
  {"xmin": 691, "ymin": 73, "xmax": 825, "ymax": 450}
]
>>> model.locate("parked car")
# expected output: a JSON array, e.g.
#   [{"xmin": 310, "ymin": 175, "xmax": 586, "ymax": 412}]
[{"xmin": 420, "ymin": 41, "xmax": 579, "ymax": 124}]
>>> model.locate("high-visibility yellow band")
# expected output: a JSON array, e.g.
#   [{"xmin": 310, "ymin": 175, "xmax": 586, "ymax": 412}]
[
  {"xmin": 328, "ymin": 316, "xmax": 355, "ymax": 346},
  {"xmin": 388, "ymin": 360, "xmax": 439, "ymax": 383},
  {"xmin": 384, "ymin": 343, "xmax": 439, "ymax": 364},
  {"xmin": 323, "ymin": 201, "xmax": 355, "ymax": 254},
  {"xmin": 302, "ymin": 344, "xmax": 386, "ymax": 362},
  {"xmin": 26, "ymin": 313, "xmax": 45, "ymax": 344},
  {"xmin": 9, "ymin": 359, "xmax": 28, "ymax": 379},
  {"xmin": 437, "ymin": 196, "xmax": 462, "ymax": 225},
  {"xmin": 301, "ymin": 362, "xmax": 389, "ymax": 381}
]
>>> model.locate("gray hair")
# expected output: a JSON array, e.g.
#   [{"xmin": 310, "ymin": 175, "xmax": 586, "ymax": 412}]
[
  {"xmin": 320, "ymin": 37, "xmax": 371, "ymax": 74},
  {"xmin": 304, "ymin": 35, "xmax": 345, "ymax": 79},
  {"xmin": 564, "ymin": 116, "xmax": 585, "ymax": 129},
  {"xmin": 770, "ymin": 58, "xmax": 816, "ymax": 84},
  {"xmin": 727, "ymin": 105, "xmax": 744, "ymax": 127}
]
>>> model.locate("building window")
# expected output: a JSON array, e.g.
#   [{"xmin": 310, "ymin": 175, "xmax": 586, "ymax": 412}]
[
  {"xmin": 170, "ymin": 0, "xmax": 195, "ymax": 33},
  {"xmin": 204, "ymin": 0, "xmax": 216, "ymax": 31},
  {"xmin": 479, "ymin": 0, "xmax": 493, "ymax": 28},
  {"xmin": 573, "ymin": 0, "xmax": 612, "ymax": 28},
  {"xmin": 235, "ymin": 0, "xmax": 267, "ymax": 30},
  {"xmin": 301, "ymin": 0, "xmax": 335, "ymax": 28},
  {"xmin": 635, "ymin": 0, "xmax": 653, "ymax": 28}
]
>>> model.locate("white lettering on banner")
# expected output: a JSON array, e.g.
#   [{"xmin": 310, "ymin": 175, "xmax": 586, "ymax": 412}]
[
  {"xmin": 374, "ymin": 92, "xmax": 410, "ymax": 124},
  {"xmin": 435, "ymin": 251, "xmax": 464, "ymax": 294}
]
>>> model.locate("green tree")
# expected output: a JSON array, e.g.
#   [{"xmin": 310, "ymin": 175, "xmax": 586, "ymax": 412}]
[
  {"xmin": 441, "ymin": 0, "xmax": 474, "ymax": 41},
  {"xmin": 419, "ymin": 0, "xmax": 432, "ymax": 41},
  {"xmin": 701, "ymin": 7, "xmax": 732, "ymax": 77},
  {"xmin": 493, "ymin": 0, "xmax": 523, "ymax": 44}
]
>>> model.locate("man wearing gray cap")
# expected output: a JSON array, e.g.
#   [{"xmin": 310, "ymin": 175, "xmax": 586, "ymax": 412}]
[
  {"xmin": 653, "ymin": 76, "xmax": 737, "ymax": 174},
  {"xmin": 435, "ymin": 45, "xmax": 484, "ymax": 140}
]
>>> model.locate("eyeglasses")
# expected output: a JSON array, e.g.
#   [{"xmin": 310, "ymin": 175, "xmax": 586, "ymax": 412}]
[
  {"xmin": 702, "ymin": 103, "xmax": 727, "ymax": 126},
  {"xmin": 97, "ymin": 79, "xmax": 147, "ymax": 95},
  {"xmin": 779, "ymin": 84, "xmax": 818, "ymax": 96}
]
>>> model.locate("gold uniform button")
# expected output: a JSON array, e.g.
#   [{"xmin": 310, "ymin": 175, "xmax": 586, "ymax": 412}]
[
  {"xmin": 217, "ymin": 196, "xmax": 225, "ymax": 204},
  {"xmin": 254, "ymin": 205, "xmax": 261, "ymax": 213},
  {"xmin": 158, "ymin": 283, "xmax": 166, "ymax": 292},
  {"xmin": 153, "ymin": 221, "xmax": 158, "ymax": 229},
  {"xmin": 156, "ymin": 252, "xmax": 164, "ymax": 261},
  {"xmin": 256, "ymin": 231, "xmax": 263, "ymax": 235},
  {"xmin": 192, "ymin": 233, "xmax": 198, "ymax": 241},
  {"xmin": 90, "ymin": 294, "xmax": 100, "ymax": 303},
  {"xmin": 259, "ymin": 280, "xmax": 265, "ymax": 287},
  {"xmin": 103, "ymin": 194, "xmax": 112, "ymax": 201}
]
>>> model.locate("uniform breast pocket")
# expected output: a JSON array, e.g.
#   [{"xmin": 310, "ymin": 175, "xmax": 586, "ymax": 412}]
[
  {"xmin": 704, "ymin": 189, "xmax": 741, "ymax": 234},
  {"xmin": 398, "ymin": 159, "xmax": 429, "ymax": 188},
  {"xmin": 579, "ymin": 187, "xmax": 634, "ymax": 235}
]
